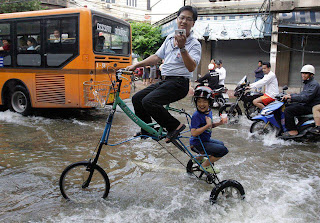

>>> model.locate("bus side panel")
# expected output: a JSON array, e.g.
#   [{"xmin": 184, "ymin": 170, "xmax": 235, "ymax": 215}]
[{"xmin": 31, "ymin": 72, "xmax": 80, "ymax": 108}]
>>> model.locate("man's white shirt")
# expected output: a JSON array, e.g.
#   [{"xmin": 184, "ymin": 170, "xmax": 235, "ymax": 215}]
[
  {"xmin": 216, "ymin": 67, "xmax": 226, "ymax": 86},
  {"xmin": 250, "ymin": 71, "xmax": 279, "ymax": 98}
]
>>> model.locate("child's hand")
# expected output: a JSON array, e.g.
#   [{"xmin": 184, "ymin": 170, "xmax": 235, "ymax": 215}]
[
  {"xmin": 220, "ymin": 114, "xmax": 228, "ymax": 124},
  {"xmin": 205, "ymin": 116, "xmax": 212, "ymax": 128}
]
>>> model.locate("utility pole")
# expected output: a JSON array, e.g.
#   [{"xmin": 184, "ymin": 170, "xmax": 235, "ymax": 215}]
[{"xmin": 270, "ymin": 12, "xmax": 279, "ymax": 73}]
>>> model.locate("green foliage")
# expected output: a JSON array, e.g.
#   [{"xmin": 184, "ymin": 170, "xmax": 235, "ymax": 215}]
[
  {"xmin": 0, "ymin": 0, "xmax": 44, "ymax": 14},
  {"xmin": 130, "ymin": 22, "xmax": 164, "ymax": 59}
]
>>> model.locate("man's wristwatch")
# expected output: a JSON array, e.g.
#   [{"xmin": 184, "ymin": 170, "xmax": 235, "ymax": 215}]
[{"xmin": 180, "ymin": 46, "xmax": 186, "ymax": 53}]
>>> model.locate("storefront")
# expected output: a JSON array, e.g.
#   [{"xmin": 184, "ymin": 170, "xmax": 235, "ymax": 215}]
[
  {"xmin": 160, "ymin": 14, "xmax": 272, "ymax": 83},
  {"xmin": 277, "ymin": 11, "xmax": 320, "ymax": 87}
]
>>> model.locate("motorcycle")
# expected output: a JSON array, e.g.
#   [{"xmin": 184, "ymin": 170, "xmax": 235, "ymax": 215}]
[
  {"xmin": 250, "ymin": 86, "xmax": 318, "ymax": 141},
  {"xmin": 195, "ymin": 81, "xmax": 229, "ymax": 109},
  {"xmin": 219, "ymin": 76, "xmax": 263, "ymax": 121}
]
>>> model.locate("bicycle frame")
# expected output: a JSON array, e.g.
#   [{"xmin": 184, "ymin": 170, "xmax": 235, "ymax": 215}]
[
  {"xmin": 88, "ymin": 71, "xmax": 220, "ymax": 185},
  {"xmin": 60, "ymin": 71, "xmax": 245, "ymax": 203}
]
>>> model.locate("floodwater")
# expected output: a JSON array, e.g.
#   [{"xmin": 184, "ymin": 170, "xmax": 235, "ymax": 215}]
[{"xmin": 0, "ymin": 94, "xmax": 319, "ymax": 223}]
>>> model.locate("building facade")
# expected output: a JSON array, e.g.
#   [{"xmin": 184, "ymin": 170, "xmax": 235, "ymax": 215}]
[
  {"xmin": 40, "ymin": 0, "xmax": 68, "ymax": 8},
  {"xmin": 68, "ymin": 0, "xmax": 153, "ymax": 22},
  {"xmin": 155, "ymin": 0, "xmax": 320, "ymax": 88}
]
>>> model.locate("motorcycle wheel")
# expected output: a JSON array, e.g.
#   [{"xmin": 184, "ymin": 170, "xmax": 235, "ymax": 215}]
[
  {"xmin": 219, "ymin": 104, "xmax": 242, "ymax": 124},
  {"xmin": 245, "ymin": 103, "xmax": 261, "ymax": 120},
  {"xmin": 250, "ymin": 120, "xmax": 275, "ymax": 138},
  {"xmin": 216, "ymin": 95, "xmax": 226, "ymax": 108}
]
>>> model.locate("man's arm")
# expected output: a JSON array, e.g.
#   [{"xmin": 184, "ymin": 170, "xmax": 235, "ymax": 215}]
[
  {"xmin": 250, "ymin": 73, "xmax": 273, "ymax": 89},
  {"xmin": 291, "ymin": 83, "xmax": 320, "ymax": 103},
  {"xmin": 175, "ymin": 35, "xmax": 198, "ymax": 72},
  {"xmin": 254, "ymin": 67, "xmax": 262, "ymax": 74},
  {"xmin": 126, "ymin": 54, "xmax": 161, "ymax": 71},
  {"xmin": 196, "ymin": 73, "xmax": 210, "ymax": 83}
]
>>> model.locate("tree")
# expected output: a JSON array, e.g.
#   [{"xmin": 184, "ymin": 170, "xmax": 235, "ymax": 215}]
[
  {"xmin": 0, "ymin": 0, "xmax": 44, "ymax": 14},
  {"xmin": 130, "ymin": 22, "xmax": 164, "ymax": 59}
]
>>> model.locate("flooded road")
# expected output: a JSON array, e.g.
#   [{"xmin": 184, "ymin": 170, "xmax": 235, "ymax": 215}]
[{"xmin": 0, "ymin": 95, "xmax": 319, "ymax": 222}]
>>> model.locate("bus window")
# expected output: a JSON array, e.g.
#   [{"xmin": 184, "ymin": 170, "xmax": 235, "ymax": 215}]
[
  {"xmin": 16, "ymin": 21, "xmax": 41, "ymax": 67},
  {"xmin": 45, "ymin": 17, "xmax": 78, "ymax": 67},
  {"xmin": 0, "ymin": 23, "xmax": 11, "ymax": 67},
  {"xmin": 93, "ymin": 15, "xmax": 130, "ymax": 55}
]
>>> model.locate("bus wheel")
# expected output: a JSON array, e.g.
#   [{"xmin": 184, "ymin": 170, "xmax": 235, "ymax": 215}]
[{"xmin": 10, "ymin": 85, "xmax": 32, "ymax": 116}]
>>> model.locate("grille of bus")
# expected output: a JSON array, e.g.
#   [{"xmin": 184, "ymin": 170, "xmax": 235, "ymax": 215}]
[{"xmin": 35, "ymin": 74, "xmax": 66, "ymax": 104}]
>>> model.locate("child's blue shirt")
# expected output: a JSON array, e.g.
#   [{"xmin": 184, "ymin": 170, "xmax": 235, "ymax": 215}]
[{"xmin": 189, "ymin": 110, "xmax": 212, "ymax": 146}]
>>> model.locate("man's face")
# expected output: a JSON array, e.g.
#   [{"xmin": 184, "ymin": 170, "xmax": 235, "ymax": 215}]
[
  {"xmin": 258, "ymin": 62, "xmax": 262, "ymax": 67},
  {"xmin": 301, "ymin": 72, "xmax": 311, "ymax": 81},
  {"xmin": 177, "ymin": 10, "xmax": 195, "ymax": 36},
  {"xmin": 54, "ymin": 30, "xmax": 60, "ymax": 38},
  {"xmin": 262, "ymin": 65, "xmax": 270, "ymax": 74}
]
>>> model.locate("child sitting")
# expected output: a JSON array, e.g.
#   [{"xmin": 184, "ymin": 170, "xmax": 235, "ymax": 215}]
[{"xmin": 190, "ymin": 86, "xmax": 228, "ymax": 173}]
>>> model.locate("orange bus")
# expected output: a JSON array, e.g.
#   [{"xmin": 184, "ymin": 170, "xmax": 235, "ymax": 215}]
[{"xmin": 0, "ymin": 8, "xmax": 132, "ymax": 115}]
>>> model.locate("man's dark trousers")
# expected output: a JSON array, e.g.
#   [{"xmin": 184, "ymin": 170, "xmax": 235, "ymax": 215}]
[
  {"xmin": 132, "ymin": 77, "xmax": 189, "ymax": 133},
  {"xmin": 284, "ymin": 103, "xmax": 312, "ymax": 131}
]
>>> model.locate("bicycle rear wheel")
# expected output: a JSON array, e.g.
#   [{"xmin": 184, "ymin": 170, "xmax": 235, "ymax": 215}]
[{"xmin": 59, "ymin": 161, "xmax": 110, "ymax": 202}]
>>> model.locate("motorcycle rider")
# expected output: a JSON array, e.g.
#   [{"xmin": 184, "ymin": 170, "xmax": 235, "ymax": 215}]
[
  {"xmin": 282, "ymin": 64, "xmax": 320, "ymax": 138},
  {"xmin": 196, "ymin": 63, "xmax": 220, "ymax": 90},
  {"xmin": 247, "ymin": 62, "xmax": 279, "ymax": 109},
  {"xmin": 216, "ymin": 59, "xmax": 226, "ymax": 88}
]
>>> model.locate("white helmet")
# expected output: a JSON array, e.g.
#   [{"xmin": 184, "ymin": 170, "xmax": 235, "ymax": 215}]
[
  {"xmin": 208, "ymin": 63, "xmax": 215, "ymax": 70},
  {"xmin": 300, "ymin": 64, "xmax": 315, "ymax": 75}
]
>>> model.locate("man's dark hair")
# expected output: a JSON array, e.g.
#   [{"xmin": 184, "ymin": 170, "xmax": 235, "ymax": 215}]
[
  {"xmin": 177, "ymin": 5, "xmax": 198, "ymax": 21},
  {"xmin": 258, "ymin": 60, "xmax": 263, "ymax": 64},
  {"xmin": 262, "ymin": 62, "xmax": 271, "ymax": 68}
]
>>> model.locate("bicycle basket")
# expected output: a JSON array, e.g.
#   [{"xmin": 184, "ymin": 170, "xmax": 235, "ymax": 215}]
[{"xmin": 83, "ymin": 81, "xmax": 117, "ymax": 107}]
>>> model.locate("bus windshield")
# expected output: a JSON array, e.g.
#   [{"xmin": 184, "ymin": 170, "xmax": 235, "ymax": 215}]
[{"xmin": 93, "ymin": 15, "xmax": 130, "ymax": 56}]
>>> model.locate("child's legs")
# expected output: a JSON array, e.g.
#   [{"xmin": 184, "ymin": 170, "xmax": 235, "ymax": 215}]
[
  {"xmin": 195, "ymin": 140, "xmax": 228, "ymax": 167},
  {"xmin": 312, "ymin": 104, "xmax": 320, "ymax": 126}
]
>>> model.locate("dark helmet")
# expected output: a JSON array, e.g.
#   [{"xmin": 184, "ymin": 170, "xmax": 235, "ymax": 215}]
[{"xmin": 193, "ymin": 86, "xmax": 214, "ymax": 108}]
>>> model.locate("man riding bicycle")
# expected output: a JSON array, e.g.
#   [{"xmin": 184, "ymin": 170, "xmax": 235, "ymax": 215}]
[{"xmin": 126, "ymin": 6, "xmax": 201, "ymax": 143}]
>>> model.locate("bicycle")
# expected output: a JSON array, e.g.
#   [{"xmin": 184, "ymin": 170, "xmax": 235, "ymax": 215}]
[{"xmin": 59, "ymin": 69, "xmax": 245, "ymax": 204}]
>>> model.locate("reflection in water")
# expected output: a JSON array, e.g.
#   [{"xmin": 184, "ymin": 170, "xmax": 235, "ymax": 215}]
[{"xmin": 0, "ymin": 96, "xmax": 319, "ymax": 222}]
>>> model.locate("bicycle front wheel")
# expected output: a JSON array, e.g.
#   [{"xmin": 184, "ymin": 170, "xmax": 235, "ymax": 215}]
[
  {"xmin": 210, "ymin": 179, "xmax": 245, "ymax": 204},
  {"xmin": 59, "ymin": 161, "xmax": 110, "ymax": 202}
]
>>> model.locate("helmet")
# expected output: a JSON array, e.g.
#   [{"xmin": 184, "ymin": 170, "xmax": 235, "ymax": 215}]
[
  {"xmin": 208, "ymin": 63, "xmax": 215, "ymax": 70},
  {"xmin": 300, "ymin": 64, "xmax": 315, "ymax": 75},
  {"xmin": 193, "ymin": 86, "xmax": 214, "ymax": 108}
]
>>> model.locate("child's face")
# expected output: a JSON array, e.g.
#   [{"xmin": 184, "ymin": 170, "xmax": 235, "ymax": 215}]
[{"xmin": 196, "ymin": 97, "xmax": 209, "ymax": 113}]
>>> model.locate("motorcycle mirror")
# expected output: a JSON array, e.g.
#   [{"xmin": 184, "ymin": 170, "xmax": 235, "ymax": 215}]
[{"xmin": 282, "ymin": 85, "xmax": 288, "ymax": 91}]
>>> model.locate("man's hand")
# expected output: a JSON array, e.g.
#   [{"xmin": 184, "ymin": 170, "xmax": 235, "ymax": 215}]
[
  {"xmin": 126, "ymin": 65, "xmax": 136, "ymax": 71},
  {"xmin": 245, "ymin": 86, "xmax": 251, "ymax": 90},
  {"xmin": 175, "ymin": 34, "xmax": 186, "ymax": 49},
  {"xmin": 282, "ymin": 94, "xmax": 291, "ymax": 101}
]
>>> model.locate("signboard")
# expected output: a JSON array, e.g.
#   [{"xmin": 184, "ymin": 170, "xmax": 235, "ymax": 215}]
[
  {"xmin": 161, "ymin": 14, "xmax": 267, "ymax": 40},
  {"xmin": 279, "ymin": 11, "xmax": 320, "ymax": 29}
]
